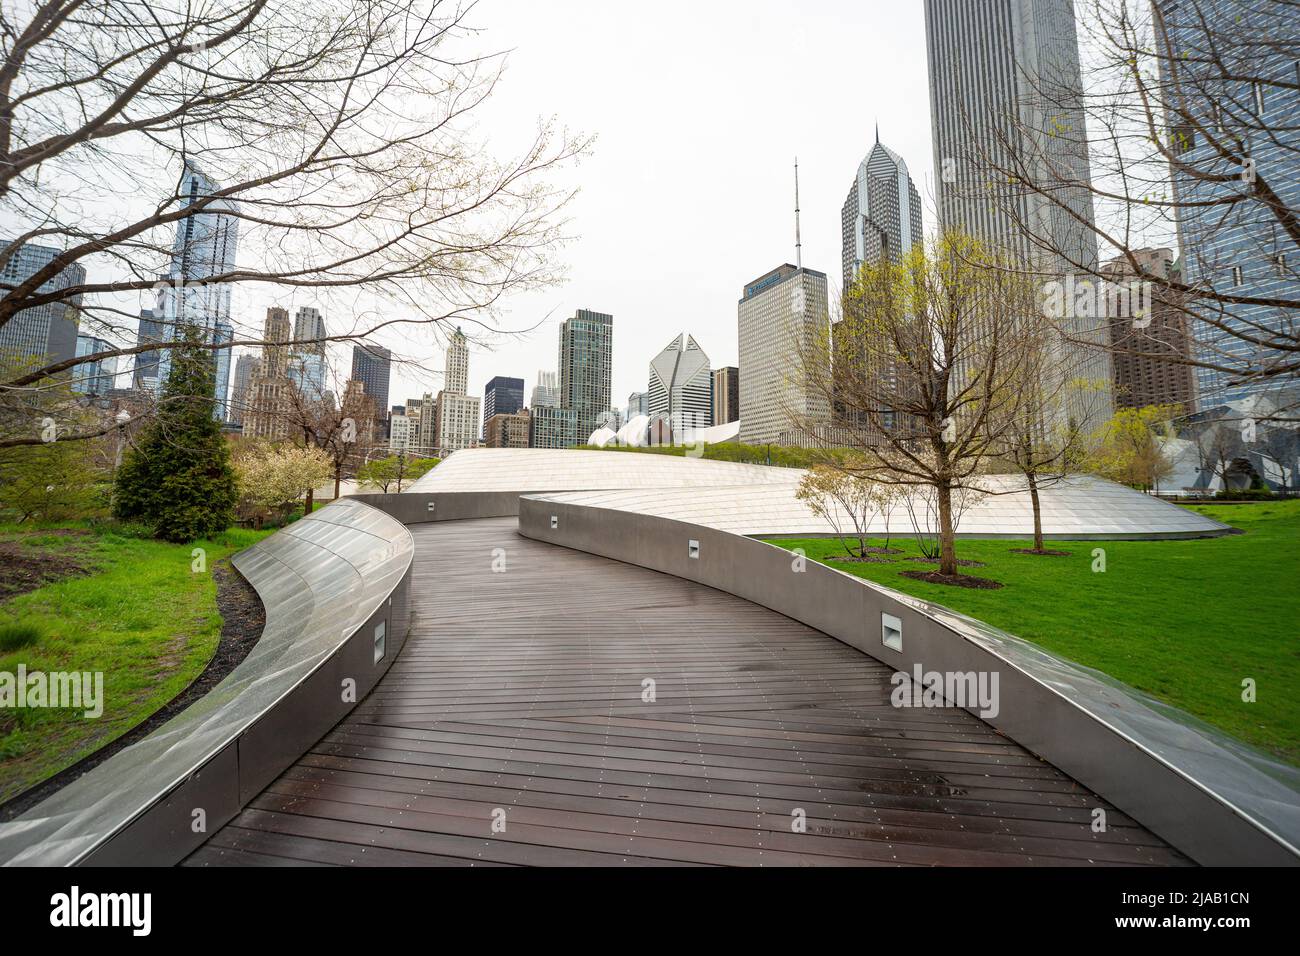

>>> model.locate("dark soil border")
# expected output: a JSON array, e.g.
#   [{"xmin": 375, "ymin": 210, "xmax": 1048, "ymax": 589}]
[
  {"xmin": 0, "ymin": 531, "xmax": 93, "ymax": 602},
  {"xmin": 904, "ymin": 556, "xmax": 987, "ymax": 568},
  {"xmin": 0, "ymin": 557, "xmax": 266, "ymax": 822},
  {"xmin": 899, "ymin": 569, "xmax": 1005, "ymax": 590}
]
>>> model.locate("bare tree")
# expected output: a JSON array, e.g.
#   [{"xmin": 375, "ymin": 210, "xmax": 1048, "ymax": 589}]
[
  {"xmin": 901, "ymin": 475, "xmax": 985, "ymax": 562},
  {"xmin": 997, "ymin": 321, "xmax": 1108, "ymax": 553},
  {"xmin": 0, "ymin": 0, "xmax": 588, "ymax": 448},
  {"xmin": 949, "ymin": 0, "xmax": 1299, "ymax": 412},
  {"xmin": 796, "ymin": 232, "xmax": 1037, "ymax": 579},
  {"xmin": 946, "ymin": 0, "xmax": 1300, "ymax": 421},
  {"xmin": 795, "ymin": 464, "xmax": 880, "ymax": 559},
  {"xmin": 1193, "ymin": 413, "xmax": 1247, "ymax": 490},
  {"xmin": 1253, "ymin": 422, "xmax": 1298, "ymax": 491}
]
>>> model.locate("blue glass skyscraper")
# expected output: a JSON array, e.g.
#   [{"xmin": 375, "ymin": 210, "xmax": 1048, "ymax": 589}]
[
  {"xmin": 151, "ymin": 161, "xmax": 239, "ymax": 417},
  {"xmin": 1157, "ymin": 0, "xmax": 1300, "ymax": 408}
]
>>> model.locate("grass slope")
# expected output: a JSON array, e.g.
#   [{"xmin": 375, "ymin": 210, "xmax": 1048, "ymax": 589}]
[
  {"xmin": 0, "ymin": 523, "xmax": 270, "ymax": 803},
  {"xmin": 577, "ymin": 441, "xmax": 821, "ymax": 468},
  {"xmin": 764, "ymin": 500, "xmax": 1300, "ymax": 763}
]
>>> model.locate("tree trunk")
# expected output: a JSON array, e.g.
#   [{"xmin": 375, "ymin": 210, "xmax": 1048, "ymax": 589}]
[
  {"xmin": 1028, "ymin": 471, "xmax": 1043, "ymax": 551},
  {"xmin": 304, "ymin": 486, "xmax": 313, "ymax": 517},
  {"xmin": 334, "ymin": 464, "xmax": 342, "ymax": 501},
  {"xmin": 937, "ymin": 481, "xmax": 957, "ymax": 576}
]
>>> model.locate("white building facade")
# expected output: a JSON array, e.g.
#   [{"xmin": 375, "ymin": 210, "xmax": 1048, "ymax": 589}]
[{"xmin": 647, "ymin": 333, "xmax": 713, "ymax": 435}]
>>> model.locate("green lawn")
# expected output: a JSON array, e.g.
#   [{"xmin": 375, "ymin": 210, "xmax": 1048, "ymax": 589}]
[
  {"xmin": 0, "ymin": 522, "xmax": 271, "ymax": 804},
  {"xmin": 579, "ymin": 441, "xmax": 821, "ymax": 468},
  {"xmin": 764, "ymin": 500, "xmax": 1300, "ymax": 764}
]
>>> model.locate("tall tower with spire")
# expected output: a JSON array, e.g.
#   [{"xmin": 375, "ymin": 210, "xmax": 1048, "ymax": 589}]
[
  {"xmin": 737, "ymin": 160, "xmax": 830, "ymax": 446},
  {"xmin": 840, "ymin": 130, "xmax": 923, "ymax": 289},
  {"xmin": 429, "ymin": 326, "xmax": 479, "ymax": 454}
]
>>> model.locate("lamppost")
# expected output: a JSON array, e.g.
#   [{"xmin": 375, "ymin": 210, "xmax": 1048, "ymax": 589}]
[{"xmin": 112, "ymin": 409, "xmax": 131, "ymax": 470}]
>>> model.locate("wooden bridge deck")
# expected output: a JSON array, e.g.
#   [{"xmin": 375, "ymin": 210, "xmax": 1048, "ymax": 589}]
[{"xmin": 186, "ymin": 518, "xmax": 1187, "ymax": 867}]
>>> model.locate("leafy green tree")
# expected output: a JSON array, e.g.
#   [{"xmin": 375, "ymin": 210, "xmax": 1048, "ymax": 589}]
[
  {"xmin": 0, "ymin": 438, "xmax": 100, "ymax": 522},
  {"xmin": 0, "ymin": 357, "xmax": 105, "ymax": 522},
  {"xmin": 113, "ymin": 332, "xmax": 238, "ymax": 542},
  {"xmin": 234, "ymin": 442, "xmax": 334, "ymax": 524},
  {"xmin": 1088, "ymin": 405, "xmax": 1180, "ymax": 493},
  {"xmin": 356, "ymin": 454, "xmax": 439, "ymax": 493}
]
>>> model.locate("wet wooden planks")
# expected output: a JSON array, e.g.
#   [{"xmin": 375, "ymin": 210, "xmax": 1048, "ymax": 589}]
[{"xmin": 186, "ymin": 517, "xmax": 1189, "ymax": 867}]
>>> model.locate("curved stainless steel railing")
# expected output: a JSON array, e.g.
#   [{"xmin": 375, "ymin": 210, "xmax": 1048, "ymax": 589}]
[{"xmin": 0, "ymin": 498, "xmax": 412, "ymax": 867}]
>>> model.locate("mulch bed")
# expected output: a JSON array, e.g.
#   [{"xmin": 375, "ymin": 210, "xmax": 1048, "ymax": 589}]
[
  {"xmin": 861, "ymin": 545, "xmax": 904, "ymax": 554},
  {"xmin": 1009, "ymin": 548, "xmax": 1073, "ymax": 557},
  {"xmin": 899, "ymin": 570, "xmax": 1005, "ymax": 590},
  {"xmin": 0, "ymin": 557, "xmax": 266, "ymax": 822},
  {"xmin": 904, "ymin": 556, "xmax": 987, "ymax": 568},
  {"xmin": 0, "ymin": 534, "xmax": 92, "ymax": 600},
  {"xmin": 831, "ymin": 555, "xmax": 896, "ymax": 564}
]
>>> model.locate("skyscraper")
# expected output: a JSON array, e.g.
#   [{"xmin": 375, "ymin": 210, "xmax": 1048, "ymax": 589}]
[
  {"xmin": 1156, "ymin": 0, "xmax": 1300, "ymax": 407},
  {"xmin": 711, "ymin": 368, "xmax": 739, "ymax": 426},
  {"xmin": 837, "ymin": 135, "xmax": 925, "ymax": 433},
  {"xmin": 627, "ymin": 391, "xmax": 648, "ymax": 418},
  {"xmin": 152, "ymin": 162, "xmax": 239, "ymax": 415},
  {"xmin": 0, "ymin": 241, "xmax": 85, "ymax": 374},
  {"xmin": 286, "ymin": 306, "xmax": 327, "ymax": 403},
  {"xmin": 925, "ymin": 0, "xmax": 1112, "ymax": 424},
  {"xmin": 416, "ymin": 391, "xmax": 436, "ymax": 456},
  {"xmin": 841, "ymin": 131, "xmax": 923, "ymax": 287},
  {"xmin": 389, "ymin": 411, "xmax": 414, "ymax": 454},
  {"xmin": 351, "ymin": 343, "xmax": 392, "ymax": 430},
  {"xmin": 558, "ymin": 309, "xmax": 613, "ymax": 444},
  {"xmin": 433, "ymin": 328, "xmax": 479, "ymax": 453},
  {"xmin": 443, "ymin": 326, "xmax": 469, "ymax": 394},
  {"xmin": 925, "ymin": 0, "xmax": 1098, "ymax": 275},
  {"xmin": 72, "ymin": 335, "xmax": 116, "ymax": 397},
  {"xmin": 293, "ymin": 306, "xmax": 326, "ymax": 350},
  {"xmin": 647, "ymin": 333, "xmax": 713, "ymax": 434},
  {"xmin": 738, "ymin": 264, "xmax": 830, "ymax": 446},
  {"xmin": 529, "ymin": 405, "xmax": 577, "ymax": 449},
  {"xmin": 1104, "ymin": 249, "xmax": 1197, "ymax": 413},
  {"xmin": 531, "ymin": 370, "xmax": 560, "ymax": 408},
  {"xmin": 483, "ymin": 376, "xmax": 525, "ymax": 431},
  {"xmin": 262, "ymin": 307, "xmax": 291, "ymax": 378},
  {"xmin": 243, "ymin": 306, "xmax": 296, "ymax": 438},
  {"xmin": 228, "ymin": 353, "xmax": 259, "ymax": 427},
  {"xmin": 132, "ymin": 308, "xmax": 165, "ymax": 389}
]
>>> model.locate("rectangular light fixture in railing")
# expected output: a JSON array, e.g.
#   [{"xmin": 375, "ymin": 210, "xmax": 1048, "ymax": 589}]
[{"xmin": 881, "ymin": 612, "xmax": 902, "ymax": 652}]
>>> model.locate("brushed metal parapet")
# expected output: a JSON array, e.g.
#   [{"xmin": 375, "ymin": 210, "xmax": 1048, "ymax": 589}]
[{"xmin": 0, "ymin": 498, "xmax": 413, "ymax": 867}]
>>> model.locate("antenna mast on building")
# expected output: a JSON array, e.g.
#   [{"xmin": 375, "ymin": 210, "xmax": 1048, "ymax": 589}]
[{"xmin": 794, "ymin": 157, "xmax": 802, "ymax": 271}]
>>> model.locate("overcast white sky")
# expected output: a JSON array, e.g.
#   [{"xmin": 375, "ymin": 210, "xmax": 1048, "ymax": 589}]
[{"xmin": 385, "ymin": 0, "xmax": 937, "ymax": 412}]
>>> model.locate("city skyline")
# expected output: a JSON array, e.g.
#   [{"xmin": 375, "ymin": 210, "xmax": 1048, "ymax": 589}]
[
  {"xmin": 74, "ymin": 0, "xmax": 934, "ymax": 414},
  {"xmin": 22, "ymin": 0, "xmax": 1271, "ymax": 435}
]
